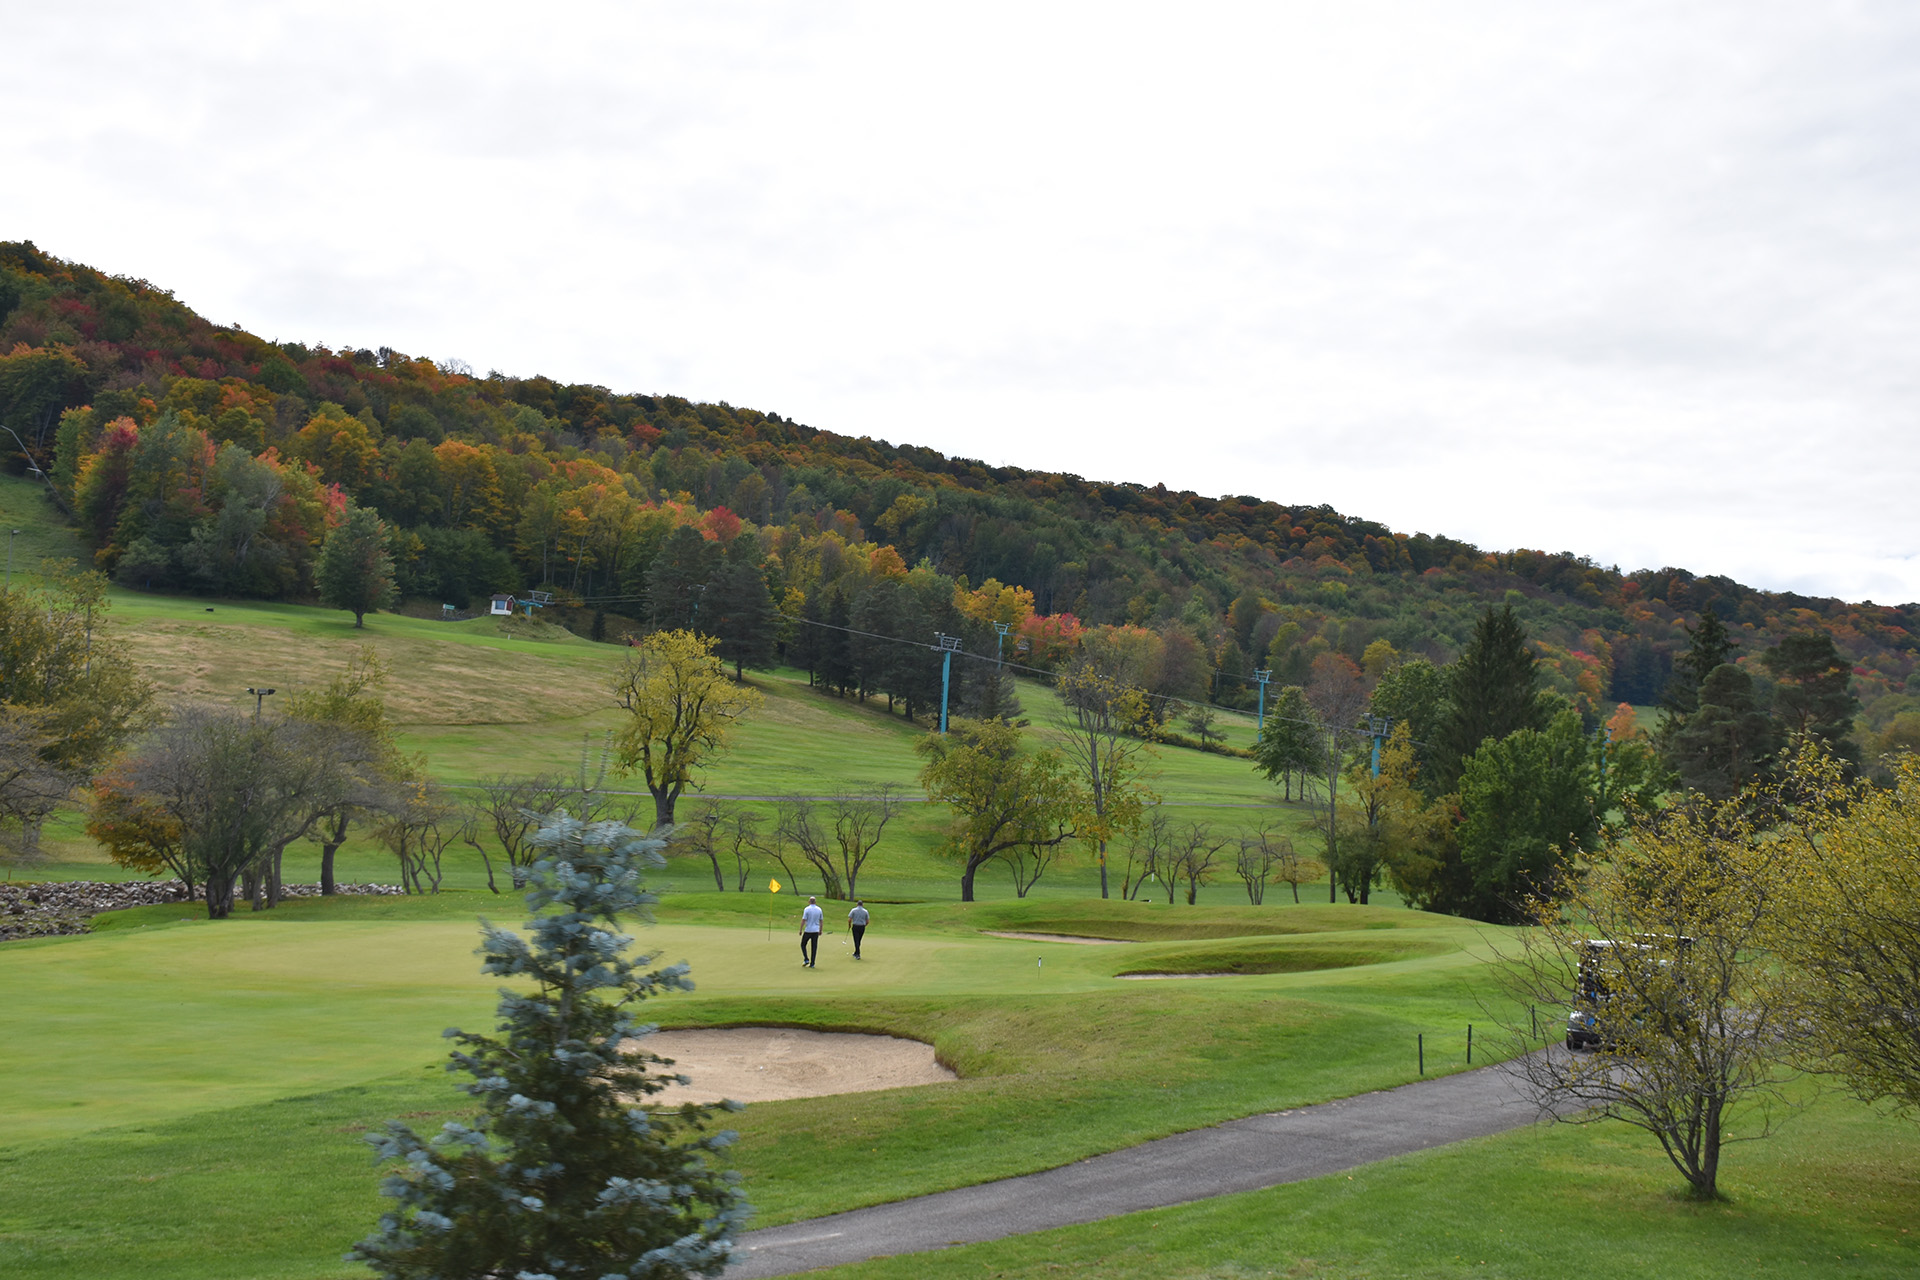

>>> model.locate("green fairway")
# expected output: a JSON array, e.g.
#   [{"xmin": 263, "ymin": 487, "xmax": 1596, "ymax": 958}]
[
  {"xmin": 1, "ymin": 896, "xmax": 1491, "ymax": 1150},
  {"xmin": 0, "ymin": 891, "xmax": 1511, "ymax": 1278},
  {"xmin": 4, "ymin": 589, "xmax": 1914, "ymax": 1279},
  {"xmin": 3, "ymin": 889, "xmax": 1915, "ymax": 1279}
]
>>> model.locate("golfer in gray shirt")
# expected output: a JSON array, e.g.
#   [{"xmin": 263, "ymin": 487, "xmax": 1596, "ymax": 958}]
[{"xmin": 847, "ymin": 901, "xmax": 870, "ymax": 959}]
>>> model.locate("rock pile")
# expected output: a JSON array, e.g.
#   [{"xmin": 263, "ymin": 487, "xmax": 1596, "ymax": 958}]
[{"xmin": 0, "ymin": 879, "xmax": 406, "ymax": 942}]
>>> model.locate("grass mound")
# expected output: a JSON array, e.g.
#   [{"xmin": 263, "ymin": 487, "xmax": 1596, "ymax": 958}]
[
  {"xmin": 1111, "ymin": 931, "xmax": 1456, "ymax": 977},
  {"xmin": 959, "ymin": 897, "xmax": 1443, "ymax": 942}
]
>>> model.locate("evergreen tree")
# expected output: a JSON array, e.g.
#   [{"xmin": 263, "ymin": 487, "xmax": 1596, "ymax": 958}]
[
  {"xmin": 1667, "ymin": 663, "xmax": 1782, "ymax": 799},
  {"xmin": 1762, "ymin": 630, "xmax": 1859, "ymax": 764},
  {"xmin": 317, "ymin": 504, "xmax": 397, "ymax": 628},
  {"xmin": 351, "ymin": 813, "xmax": 746, "ymax": 1279},
  {"xmin": 704, "ymin": 542, "xmax": 775, "ymax": 680},
  {"xmin": 819, "ymin": 591, "xmax": 855, "ymax": 696},
  {"xmin": 1213, "ymin": 638, "xmax": 1251, "ymax": 709},
  {"xmin": 1430, "ymin": 605, "xmax": 1549, "ymax": 794},
  {"xmin": 647, "ymin": 526, "xmax": 717, "ymax": 632},
  {"xmin": 790, "ymin": 592, "xmax": 823, "ymax": 686},
  {"xmin": 1660, "ymin": 605, "xmax": 1737, "ymax": 720},
  {"xmin": 1250, "ymin": 685, "xmax": 1325, "ymax": 803},
  {"xmin": 847, "ymin": 579, "xmax": 900, "ymax": 703}
]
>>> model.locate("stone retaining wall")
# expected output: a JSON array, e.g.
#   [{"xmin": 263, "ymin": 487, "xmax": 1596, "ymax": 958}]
[{"xmin": 0, "ymin": 880, "xmax": 407, "ymax": 941}]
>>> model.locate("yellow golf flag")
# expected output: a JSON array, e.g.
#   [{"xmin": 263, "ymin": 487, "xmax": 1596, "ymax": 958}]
[{"xmin": 769, "ymin": 878, "xmax": 781, "ymax": 893}]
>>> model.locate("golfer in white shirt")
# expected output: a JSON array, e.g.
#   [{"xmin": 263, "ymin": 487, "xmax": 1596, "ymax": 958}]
[{"xmin": 800, "ymin": 896, "xmax": 823, "ymax": 967}]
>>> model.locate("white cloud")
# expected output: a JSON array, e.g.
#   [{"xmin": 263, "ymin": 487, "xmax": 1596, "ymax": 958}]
[{"xmin": 6, "ymin": 0, "xmax": 1916, "ymax": 600}]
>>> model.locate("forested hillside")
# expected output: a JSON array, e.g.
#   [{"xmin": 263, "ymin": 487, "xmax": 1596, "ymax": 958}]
[{"xmin": 3, "ymin": 239, "xmax": 1916, "ymax": 737}]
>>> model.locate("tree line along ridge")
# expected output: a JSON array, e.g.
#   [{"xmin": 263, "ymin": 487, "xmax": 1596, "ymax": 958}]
[{"xmin": 1, "ymin": 238, "xmax": 1916, "ymax": 753}]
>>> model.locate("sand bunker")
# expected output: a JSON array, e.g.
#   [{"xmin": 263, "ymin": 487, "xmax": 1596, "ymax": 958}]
[
  {"xmin": 982, "ymin": 931, "xmax": 1132, "ymax": 944},
  {"xmin": 638, "ymin": 1028, "xmax": 956, "ymax": 1103}
]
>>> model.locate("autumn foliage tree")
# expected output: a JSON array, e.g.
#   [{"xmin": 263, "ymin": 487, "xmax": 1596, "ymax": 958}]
[
  {"xmin": 1766, "ymin": 746, "xmax": 1920, "ymax": 1114},
  {"xmin": 612, "ymin": 630, "xmax": 761, "ymax": 828},
  {"xmin": 1053, "ymin": 658, "xmax": 1159, "ymax": 898},
  {"xmin": 917, "ymin": 717, "xmax": 1079, "ymax": 902},
  {"xmin": 0, "ymin": 568, "xmax": 152, "ymax": 866}
]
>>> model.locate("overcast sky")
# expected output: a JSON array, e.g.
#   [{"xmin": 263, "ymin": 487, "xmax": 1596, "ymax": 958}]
[{"xmin": 8, "ymin": 2, "xmax": 1917, "ymax": 603}]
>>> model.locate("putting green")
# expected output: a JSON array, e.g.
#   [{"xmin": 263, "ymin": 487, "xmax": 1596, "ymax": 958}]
[{"xmin": 0, "ymin": 903, "xmax": 1489, "ymax": 1148}]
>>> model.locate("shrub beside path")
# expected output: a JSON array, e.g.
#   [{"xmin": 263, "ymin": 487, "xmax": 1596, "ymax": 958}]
[{"xmin": 725, "ymin": 1058, "xmax": 1553, "ymax": 1277}]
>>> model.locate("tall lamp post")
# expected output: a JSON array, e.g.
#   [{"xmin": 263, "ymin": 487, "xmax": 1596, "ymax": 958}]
[{"xmin": 247, "ymin": 687, "xmax": 277, "ymax": 720}]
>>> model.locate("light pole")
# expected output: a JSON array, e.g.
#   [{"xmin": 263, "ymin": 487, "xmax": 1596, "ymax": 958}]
[
  {"xmin": 934, "ymin": 633, "xmax": 963, "ymax": 732},
  {"xmin": 247, "ymin": 687, "xmax": 277, "ymax": 720}
]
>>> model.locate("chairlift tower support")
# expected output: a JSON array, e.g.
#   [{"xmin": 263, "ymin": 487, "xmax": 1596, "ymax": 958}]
[
  {"xmin": 1253, "ymin": 668, "xmax": 1272, "ymax": 738},
  {"xmin": 934, "ymin": 633, "xmax": 963, "ymax": 733},
  {"xmin": 1368, "ymin": 715, "xmax": 1392, "ymax": 777}
]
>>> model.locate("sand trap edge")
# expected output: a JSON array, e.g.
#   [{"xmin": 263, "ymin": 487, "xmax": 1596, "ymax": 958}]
[{"xmin": 637, "ymin": 1026, "xmax": 957, "ymax": 1104}]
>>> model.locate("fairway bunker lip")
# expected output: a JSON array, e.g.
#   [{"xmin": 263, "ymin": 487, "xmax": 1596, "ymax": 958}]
[
  {"xmin": 981, "ymin": 930, "xmax": 1133, "ymax": 945},
  {"xmin": 636, "ymin": 1027, "xmax": 956, "ymax": 1103},
  {"xmin": 1114, "ymin": 971, "xmax": 1242, "ymax": 979}
]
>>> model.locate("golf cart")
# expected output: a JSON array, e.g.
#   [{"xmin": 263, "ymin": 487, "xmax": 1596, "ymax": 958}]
[{"xmin": 1565, "ymin": 935, "xmax": 1693, "ymax": 1052}]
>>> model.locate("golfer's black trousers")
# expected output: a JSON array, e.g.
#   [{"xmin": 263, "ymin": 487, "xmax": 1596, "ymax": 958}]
[
  {"xmin": 801, "ymin": 930, "xmax": 820, "ymax": 964},
  {"xmin": 850, "ymin": 924, "xmax": 866, "ymax": 955}
]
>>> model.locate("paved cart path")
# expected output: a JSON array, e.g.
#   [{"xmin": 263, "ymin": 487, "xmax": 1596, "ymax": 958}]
[{"xmin": 725, "ymin": 1059, "xmax": 1550, "ymax": 1277}]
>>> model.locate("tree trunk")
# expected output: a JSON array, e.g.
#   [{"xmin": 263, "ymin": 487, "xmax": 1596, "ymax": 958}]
[
  {"xmin": 1097, "ymin": 839, "xmax": 1109, "ymax": 898},
  {"xmin": 960, "ymin": 853, "xmax": 991, "ymax": 902},
  {"xmin": 206, "ymin": 876, "xmax": 236, "ymax": 919},
  {"xmin": 1327, "ymin": 734, "xmax": 1339, "ymax": 904},
  {"xmin": 652, "ymin": 785, "xmax": 678, "ymax": 830},
  {"xmin": 320, "ymin": 840, "xmax": 340, "ymax": 894},
  {"xmin": 353, "ymin": 611, "xmax": 366, "ymax": 628}
]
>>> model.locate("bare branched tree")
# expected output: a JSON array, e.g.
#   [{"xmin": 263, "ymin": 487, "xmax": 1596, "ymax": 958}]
[
  {"xmin": 772, "ymin": 799, "xmax": 843, "ymax": 899},
  {"xmin": 1122, "ymin": 808, "xmax": 1177, "ymax": 901},
  {"xmin": 1170, "ymin": 821, "xmax": 1229, "ymax": 905},
  {"xmin": 765, "ymin": 789, "xmax": 904, "ymax": 901},
  {"xmin": 998, "ymin": 837, "xmax": 1062, "ymax": 897},
  {"xmin": 470, "ymin": 773, "xmax": 569, "ymax": 886},
  {"xmin": 722, "ymin": 807, "xmax": 763, "ymax": 891},
  {"xmin": 747, "ymin": 811, "xmax": 811, "ymax": 898},
  {"xmin": 674, "ymin": 799, "xmax": 730, "ymax": 891},
  {"xmin": 379, "ymin": 782, "xmax": 462, "ymax": 895},
  {"xmin": 1234, "ymin": 825, "xmax": 1295, "ymax": 905},
  {"xmin": 826, "ymin": 786, "xmax": 904, "ymax": 901}
]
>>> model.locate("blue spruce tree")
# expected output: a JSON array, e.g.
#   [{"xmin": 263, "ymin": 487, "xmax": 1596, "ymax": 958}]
[{"xmin": 351, "ymin": 814, "xmax": 747, "ymax": 1279}]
